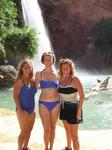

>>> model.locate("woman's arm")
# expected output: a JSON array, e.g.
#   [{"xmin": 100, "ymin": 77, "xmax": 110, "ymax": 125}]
[
  {"xmin": 13, "ymin": 79, "xmax": 23, "ymax": 112},
  {"xmin": 35, "ymin": 71, "xmax": 41, "ymax": 90},
  {"xmin": 72, "ymin": 77, "xmax": 85, "ymax": 119}
]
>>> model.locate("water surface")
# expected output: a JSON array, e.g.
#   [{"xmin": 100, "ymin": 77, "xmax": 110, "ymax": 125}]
[{"xmin": 0, "ymin": 75, "xmax": 112, "ymax": 130}]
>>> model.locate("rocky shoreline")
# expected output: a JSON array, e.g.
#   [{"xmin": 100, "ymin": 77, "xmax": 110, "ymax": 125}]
[{"xmin": 0, "ymin": 65, "xmax": 17, "ymax": 87}]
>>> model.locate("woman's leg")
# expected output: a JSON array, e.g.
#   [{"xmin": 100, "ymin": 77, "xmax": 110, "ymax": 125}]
[
  {"xmin": 50, "ymin": 104, "xmax": 60, "ymax": 150},
  {"xmin": 39, "ymin": 104, "xmax": 51, "ymax": 150},
  {"xmin": 17, "ymin": 111, "xmax": 30, "ymax": 150},
  {"xmin": 63, "ymin": 120, "xmax": 72, "ymax": 149},
  {"xmin": 23, "ymin": 112, "xmax": 36, "ymax": 149},
  {"xmin": 70, "ymin": 124, "xmax": 79, "ymax": 150}
]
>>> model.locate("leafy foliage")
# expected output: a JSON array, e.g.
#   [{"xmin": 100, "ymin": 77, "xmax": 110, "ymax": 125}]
[
  {"xmin": 4, "ymin": 28, "xmax": 38, "ymax": 59},
  {"xmin": 0, "ymin": 0, "xmax": 18, "ymax": 37},
  {"xmin": 0, "ymin": 43, "xmax": 6, "ymax": 58},
  {"xmin": 0, "ymin": 0, "xmax": 38, "ymax": 66}
]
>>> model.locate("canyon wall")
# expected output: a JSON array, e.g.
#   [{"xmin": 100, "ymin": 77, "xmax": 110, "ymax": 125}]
[{"xmin": 38, "ymin": 0, "xmax": 112, "ymax": 72}]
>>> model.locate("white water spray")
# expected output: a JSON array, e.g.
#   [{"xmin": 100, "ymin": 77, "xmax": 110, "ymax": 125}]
[{"xmin": 21, "ymin": 0, "xmax": 52, "ymax": 70}]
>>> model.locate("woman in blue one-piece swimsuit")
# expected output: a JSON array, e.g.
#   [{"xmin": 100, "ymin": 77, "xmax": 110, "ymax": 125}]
[
  {"xmin": 35, "ymin": 52, "xmax": 60, "ymax": 150},
  {"xmin": 13, "ymin": 60, "xmax": 37, "ymax": 150}
]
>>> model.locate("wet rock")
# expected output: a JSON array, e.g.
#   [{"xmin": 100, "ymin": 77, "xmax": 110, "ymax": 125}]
[{"xmin": 0, "ymin": 65, "xmax": 17, "ymax": 87}]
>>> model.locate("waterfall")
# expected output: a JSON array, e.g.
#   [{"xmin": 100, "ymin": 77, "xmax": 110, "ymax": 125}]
[{"xmin": 21, "ymin": 0, "xmax": 52, "ymax": 70}]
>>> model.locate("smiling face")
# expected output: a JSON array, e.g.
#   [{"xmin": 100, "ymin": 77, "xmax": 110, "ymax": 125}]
[
  {"xmin": 41, "ymin": 52, "xmax": 56, "ymax": 65},
  {"xmin": 61, "ymin": 63, "xmax": 71, "ymax": 77},
  {"xmin": 58, "ymin": 58, "xmax": 75, "ymax": 78},
  {"xmin": 22, "ymin": 63, "xmax": 32, "ymax": 77},
  {"xmin": 18, "ymin": 60, "xmax": 33, "ymax": 79},
  {"xmin": 17, "ymin": 60, "xmax": 33, "ymax": 80},
  {"xmin": 43, "ymin": 55, "xmax": 54, "ymax": 67}
]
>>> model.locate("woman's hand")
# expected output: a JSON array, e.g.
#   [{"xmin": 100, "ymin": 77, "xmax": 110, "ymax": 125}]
[{"xmin": 76, "ymin": 109, "xmax": 81, "ymax": 120}]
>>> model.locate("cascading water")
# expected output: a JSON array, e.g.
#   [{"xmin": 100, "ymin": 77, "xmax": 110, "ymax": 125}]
[
  {"xmin": 21, "ymin": 0, "xmax": 52, "ymax": 70},
  {"xmin": 20, "ymin": 2, "xmax": 112, "ymax": 131}
]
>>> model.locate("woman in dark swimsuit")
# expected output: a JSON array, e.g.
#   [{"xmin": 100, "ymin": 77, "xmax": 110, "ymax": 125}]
[
  {"xmin": 58, "ymin": 59, "xmax": 84, "ymax": 150},
  {"xmin": 35, "ymin": 52, "xmax": 60, "ymax": 150},
  {"xmin": 13, "ymin": 60, "xmax": 37, "ymax": 150}
]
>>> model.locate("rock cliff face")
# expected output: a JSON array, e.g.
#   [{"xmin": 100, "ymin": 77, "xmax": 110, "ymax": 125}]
[{"xmin": 38, "ymin": 0, "xmax": 112, "ymax": 73}]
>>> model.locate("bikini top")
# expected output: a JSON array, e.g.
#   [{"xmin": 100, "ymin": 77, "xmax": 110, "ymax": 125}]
[
  {"xmin": 40, "ymin": 71, "xmax": 59, "ymax": 89},
  {"xmin": 57, "ymin": 85, "xmax": 78, "ymax": 102}
]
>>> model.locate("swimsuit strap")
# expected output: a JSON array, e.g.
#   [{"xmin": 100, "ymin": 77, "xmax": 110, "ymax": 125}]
[
  {"xmin": 40, "ymin": 71, "xmax": 43, "ymax": 80},
  {"xmin": 21, "ymin": 76, "xmax": 32, "ymax": 87},
  {"xmin": 21, "ymin": 77, "xmax": 25, "ymax": 86}
]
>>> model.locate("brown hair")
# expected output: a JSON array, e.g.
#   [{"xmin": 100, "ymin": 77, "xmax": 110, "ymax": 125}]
[
  {"xmin": 58, "ymin": 58, "xmax": 75, "ymax": 78},
  {"xmin": 41, "ymin": 52, "xmax": 56, "ymax": 64},
  {"xmin": 16, "ymin": 60, "xmax": 33, "ymax": 80}
]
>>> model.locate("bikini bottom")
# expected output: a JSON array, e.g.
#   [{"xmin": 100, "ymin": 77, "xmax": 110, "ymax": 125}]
[{"xmin": 39, "ymin": 100, "xmax": 60, "ymax": 111}]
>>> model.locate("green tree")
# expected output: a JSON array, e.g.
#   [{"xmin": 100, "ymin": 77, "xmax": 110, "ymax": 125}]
[
  {"xmin": 0, "ymin": 43, "xmax": 6, "ymax": 58},
  {"xmin": 4, "ymin": 27, "xmax": 38, "ymax": 66},
  {"xmin": 0, "ymin": 0, "xmax": 39, "ymax": 66},
  {"xmin": 0, "ymin": 0, "xmax": 18, "ymax": 37},
  {"xmin": 92, "ymin": 17, "xmax": 112, "ymax": 66}
]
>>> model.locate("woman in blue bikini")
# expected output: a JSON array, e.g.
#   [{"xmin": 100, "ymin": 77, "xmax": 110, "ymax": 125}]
[
  {"xmin": 13, "ymin": 60, "xmax": 37, "ymax": 150},
  {"xmin": 35, "ymin": 52, "xmax": 60, "ymax": 150}
]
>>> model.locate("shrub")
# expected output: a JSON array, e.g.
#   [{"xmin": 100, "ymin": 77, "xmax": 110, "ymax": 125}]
[
  {"xmin": 4, "ymin": 27, "xmax": 38, "ymax": 65},
  {"xmin": 0, "ymin": 43, "xmax": 6, "ymax": 58},
  {"xmin": 0, "ymin": 0, "xmax": 18, "ymax": 37}
]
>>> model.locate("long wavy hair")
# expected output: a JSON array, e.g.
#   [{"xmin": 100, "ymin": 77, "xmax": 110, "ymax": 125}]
[
  {"xmin": 16, "ymin": 60, "xmax": 33, "ymax": 81},
  {"xmin": 58, "ymin": 58, "xmax": 75, "ymax": 78}
]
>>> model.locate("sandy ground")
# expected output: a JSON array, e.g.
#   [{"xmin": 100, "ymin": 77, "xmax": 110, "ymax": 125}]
[{"xmin": 0, "ymin": 114, "xmax": 112, "ymax": 150}]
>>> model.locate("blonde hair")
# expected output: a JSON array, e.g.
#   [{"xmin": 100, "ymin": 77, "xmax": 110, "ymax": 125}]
[
  {"xmin": 58, "ymin": 58, "xmax": 75, "ymax": 78},
  {"xmin": 16, "ymin": 60, "xmax": 33, "ymax": 80},
  {"xmin": 41, "ymin": 52, "xmax": 56, "ymax": 64}
]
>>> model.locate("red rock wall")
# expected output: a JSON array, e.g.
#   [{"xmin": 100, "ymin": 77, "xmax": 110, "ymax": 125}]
[{"xmin": 38, "ymin": 0, "xmax": 112, "ymax": 72}]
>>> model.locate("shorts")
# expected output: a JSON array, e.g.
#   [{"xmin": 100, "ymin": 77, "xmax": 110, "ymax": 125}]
[{"xmin": 59, "ymin": 101, "xmax": 83, "ymax": 124}]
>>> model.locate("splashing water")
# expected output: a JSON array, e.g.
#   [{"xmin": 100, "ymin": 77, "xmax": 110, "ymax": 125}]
[{"xmin": 21, "ymin": 0, "xmax": 52, "ymax": 70}]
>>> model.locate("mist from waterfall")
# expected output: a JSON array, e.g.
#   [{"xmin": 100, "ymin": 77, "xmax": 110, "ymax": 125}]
[{"xmin": 21, "ymin": 0, "xmax": 52, "ymax": 70}]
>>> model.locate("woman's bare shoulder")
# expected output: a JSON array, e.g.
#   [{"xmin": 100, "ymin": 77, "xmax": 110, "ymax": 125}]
[
  {"xmin": 52, "ymin": 69, "xmax": 58, "ymax": 78},
  {"xmin": 72, "ymin": 76, "xmax": 79, "ymax": 82},
  {"xmin": 14, "ymin": 78, "xmax": 23, "ymax": 87},
  {"xmin": 35, "ymin": 71, "xmax": 41, "ymax": 76},
  {"xmin": 71, "ymin": 76, "xmax": 81, "ymax": 86},
  {"xmin": 35, "ymin": 71, "xmax": 42, "ymax": 82}
]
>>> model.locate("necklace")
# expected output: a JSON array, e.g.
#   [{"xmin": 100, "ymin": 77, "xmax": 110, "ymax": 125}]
[{"xmin": 22, "ymin": 76, "xmax": 30, "ymax": 87}]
